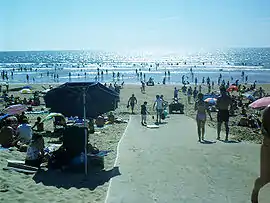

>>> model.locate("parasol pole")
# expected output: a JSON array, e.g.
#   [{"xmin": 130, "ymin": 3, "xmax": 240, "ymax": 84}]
[{"xmin": 83, "ymin": 87, "xmax": 88, "ymax": 175}]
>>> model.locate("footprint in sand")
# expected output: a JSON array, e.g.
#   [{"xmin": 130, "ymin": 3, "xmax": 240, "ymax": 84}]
[{"xmin": 0, "ymin": 184, "xmax": 9, "ymax": 193}]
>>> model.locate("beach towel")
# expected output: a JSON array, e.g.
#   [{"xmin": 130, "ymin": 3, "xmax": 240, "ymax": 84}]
[
  {"xmin": 3, "ymin": 167, "xmax": 37, "ymax": 174},
  {"xmin": 25, "ymin": 111, "xmax": 49, "ymax": 114},
  {"xmin": 89, "ymin": 150, "xmax": 112, "ymax": 157},
  {"xmin": 0, "ymin": 146, "xmax": 10, "ymax": 151},
  {"xmin": 0, "ymin": 114, "xmax": 9, "ymax": 121},
  {"xmin": 146, "ymin": 124, "xmax": 159, "ymax": 128}
]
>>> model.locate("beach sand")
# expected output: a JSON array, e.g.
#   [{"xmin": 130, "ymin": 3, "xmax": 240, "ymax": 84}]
[{"xmin": 0, "ymin": 83, "xmax": 269, "ymax": 203}]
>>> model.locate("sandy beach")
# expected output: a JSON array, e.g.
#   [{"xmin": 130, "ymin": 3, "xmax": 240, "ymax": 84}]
[{"xmin": 0, "ymin": 82, "xmax": 269, "ymax": 203}]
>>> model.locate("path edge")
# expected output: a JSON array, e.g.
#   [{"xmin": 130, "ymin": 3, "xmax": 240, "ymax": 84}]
[{"xmin": 104, "ymin": 115, "xmax": 132, "ymax": 203}]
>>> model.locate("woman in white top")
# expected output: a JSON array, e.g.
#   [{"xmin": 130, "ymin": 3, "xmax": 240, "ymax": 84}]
[{"xmin": 16, "ymin": 118, "xmax": 32, "ymax": 144}]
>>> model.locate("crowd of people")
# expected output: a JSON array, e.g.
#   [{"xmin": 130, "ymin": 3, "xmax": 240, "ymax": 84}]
[{"xmin": 0, "ymin": 112, "xmax": 45, "ymax": 167}]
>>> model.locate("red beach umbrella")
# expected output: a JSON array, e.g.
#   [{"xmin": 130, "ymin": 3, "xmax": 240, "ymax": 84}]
[
  {"xmin": 249, "ymin": 97, "xmax": 270, "ymax": 109},
  {"xmin": 227, "ymin": 85, "xmax": 238, "ymax": 92}
]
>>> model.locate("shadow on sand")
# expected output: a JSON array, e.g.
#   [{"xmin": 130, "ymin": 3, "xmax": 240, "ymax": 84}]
[
  {"xmin": 200, "ymin": 140, "xmax": 216, "ymax": 144},
  {"xmin": 33, "ymin": 166, "xmax": 120, "ymax": 190},
  {"xmin": 220, "ymin": 140, "xmax": 241, "ymax": 144},
  {"xmin": 158, "ymin": 121, "xmax": 168, "ymax": 125}
]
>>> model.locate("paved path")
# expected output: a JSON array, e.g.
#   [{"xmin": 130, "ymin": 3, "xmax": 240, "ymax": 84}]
[{"xmin": 105, "ymin": 115, "xmax": 269, "ymax": 203}]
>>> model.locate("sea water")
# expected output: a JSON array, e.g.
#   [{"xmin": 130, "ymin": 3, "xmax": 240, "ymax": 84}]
[{"xmin": 0, "ymin": 48, "xmax": 269, "ymax": 85}]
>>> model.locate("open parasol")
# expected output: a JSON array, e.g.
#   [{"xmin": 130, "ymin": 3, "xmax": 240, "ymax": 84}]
[
  {"xmin": 204, "ymin": 98, "xmax": 217, "ymax": 104},
  {"xmin": 41, "ymin": 113, "xmax": 65, "ymax": 123},
  {"xmin": 2, "ymin": 104, "xmax": 27, "ymax": 115},
  {"xmin": 227, "ymin": 85, "xmax": 238, "ymax": 92},
  {"xmin": 249, "ymin": 97, "xmax": 270, "ymax": 109}
]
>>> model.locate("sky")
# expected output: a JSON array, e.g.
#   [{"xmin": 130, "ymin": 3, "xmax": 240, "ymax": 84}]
[{"xmin": 0, "ymin": 0, "xmax": 270, "ymax": 52}]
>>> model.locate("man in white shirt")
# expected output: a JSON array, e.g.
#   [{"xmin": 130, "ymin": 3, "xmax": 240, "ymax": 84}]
[
  {"xmin": 17, "ymin": 118, "xmax": 32, "ymax": 144},
  {"xmin": 153, "ymin": 95, "xmax": 163, "ymax": 124}
]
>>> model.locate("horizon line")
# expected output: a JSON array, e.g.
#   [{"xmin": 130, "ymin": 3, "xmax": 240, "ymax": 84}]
[{"xmin": 1, "ymin": 46, "xmax": 270, "ymax": 53}]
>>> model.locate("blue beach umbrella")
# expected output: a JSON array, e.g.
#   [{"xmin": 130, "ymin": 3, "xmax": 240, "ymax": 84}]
[{"xmin": 204, "ymin": 98, "xmax": 217, "ymax": 105}]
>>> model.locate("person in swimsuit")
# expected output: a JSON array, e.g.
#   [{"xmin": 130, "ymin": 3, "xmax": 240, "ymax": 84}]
[
  {"xmin": 153, "ymin": 95, "xmax": 163, "ymax": 124},
  {"xmin": 127, "ymin": 94, "xmax": 137, "ymax": 114},
  {"xmin": 251, "ymin": 105, "xmax": 270, "ymax": 203},
  {"xmin": 216, "ymin": 87, "xmax": 232, "ymax": 141},
  {"xmin": 195, "ymin": 93, "xmax": 212, "ymax": 142}
]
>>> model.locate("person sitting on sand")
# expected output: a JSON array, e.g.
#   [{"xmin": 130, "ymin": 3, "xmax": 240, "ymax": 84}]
[
  {"xmin": 0, "ymin": 118, "xmax": 16, "ymax": 148},
  {"xmin": 32, "ymin": 117, "xmax": 44, "ymax": 132},
  {"xmin": 251, "ymin": 105, "xmax": 270, "ymax": 203},
  {"xmin": 16, "ymin": 118, "xmax": 32, "ymax": 144},
  {"xmin": 23, "ymin": 97, "xmax": 28, "ymax": 105},
  {"xmin": 25, "ymin": 133, "xmax": 45, "ymax": 168},
  {"xmin": 18, "ymin": 112, "xmax": 28, "ymax": 124},
  {"xmin": 216, "ymin": 87, "xmax": 232, "ymax": 141},
  {"xmin": 195, "ymin": 93, "xmax": 212, "ymax": 142},
  {"xmin": 153, "ymin": 95, "xmax": 163, "ymax": 124},
  {"xmin": 127, "ymin": 94, "xmax": 137, "ymax": 114}
]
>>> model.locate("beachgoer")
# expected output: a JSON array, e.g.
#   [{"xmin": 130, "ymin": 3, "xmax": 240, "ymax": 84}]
[
  {"xmin": 109, "ymin": 83, "xmax": 114, "ymax": 90},
  {"xmin": 193, "ymin": 87, "xmax": 198, "ymax": 101},
  {"xmin": 0, "ymin": 118, "xmax": 16, "ymax": 148},
  {"xmin": 195, "ymin": 77, "xmax": 198, "ymax": 86},
  {"xmin": 160, "ymin": 95, "xmax": 168, "ymax": 109},
  {"xmin": 141, "ymin": 81, "xmax": 146, "ymax": 93},
  {"xmin": 141, "ymin": 101, "xmax": 149, "ymax": 126},
  {"xmin": 18, "ymin": 112, "xmax": 27, "ymax": 124},
  {"xmin": 16, "ymin": 118, "xmax": 32, "ymax": 144},
  {"xmin": 216, "ymin": 87, "xmax": 232, "ymax": 141},
  {"xmin": 153, "ymin": 95, "xmax": 163, "ymax": 124},
  {"xmin": 195, "ymin": 93, "xmax": 212, "ymax": 142},
  {"xmin": 174, "ymin": 87, "xmax": 179, "ymax": 100},
  {"xmin": 251, "ymin": 106, "xmax": 270, "ymax": 203},
  {"xmin": 187, "ymin": 87, "xmax": 192, "ymax": 104},
  {"xmin": 25, "ymin": 133, "xmax": 45, "ymax": 167},
  {"xmin": 127, "ymin": 94, "xmax": 137, "ymax": 114},
  {"xmin": 32, "ymin": 117, "xmax": 44, "ymax": 132}
]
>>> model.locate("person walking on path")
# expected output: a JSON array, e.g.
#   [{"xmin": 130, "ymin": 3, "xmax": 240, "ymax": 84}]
[
  {"xmin": 153, "ymin": 95, "xmax": 163, "ymax": 124},
  {"xmin": 187, "ymin": 86, "xmax": 192, "ymax": 104},
  {"xmin": 251, "ymin": 105, "xmax": 270, "ymax": 203},
  {"xmin": 127, "ymin": 94, "xmax": 137, "ymax": 114},
  {"xmin": 216, "ymin": 87, "xmax": 232, "ymax": 141},
  {"xmin": 194, "ymin": 93, "xmax": 212, "ymax": 142},
  {"xmin": 141, "ymin": 101, "xmax": 149, "ymax": 126},
  {"xmin": 174, "ymin": 87, "xmax": 179, "ymax": 100}
]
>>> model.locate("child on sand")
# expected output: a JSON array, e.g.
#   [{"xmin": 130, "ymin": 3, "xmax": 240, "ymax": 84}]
[
  {"xmin": 141, "ymin": 101, "xmax": 149, "ymax": 126},
  {"xmin": 25, "ymin": 133, "xmax": 45, "ymax": 167}
]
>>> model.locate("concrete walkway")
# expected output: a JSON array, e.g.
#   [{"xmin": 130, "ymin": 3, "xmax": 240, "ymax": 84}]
[{"xmin": 105, "ymin": 115, "xmax": 269, "ymax": 203}]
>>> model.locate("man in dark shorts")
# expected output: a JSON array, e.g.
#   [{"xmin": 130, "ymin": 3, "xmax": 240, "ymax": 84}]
[
  {"xmin": 216, "ymin": 87, "xmax": 232, "ymax": 141},
  {"xmin": 251, "ymin": 105, "xmax": 270, "ymax": 203},
  {"xmin": 127, "ymin": 94, "xmax": 137, "ymax": 114}
]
